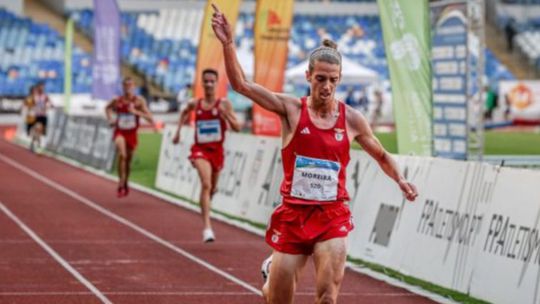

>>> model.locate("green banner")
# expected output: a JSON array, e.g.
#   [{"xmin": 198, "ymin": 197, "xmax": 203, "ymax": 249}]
[
  {"xmin": 378, "ymin": 0, "xmax": 432, "ymax": 155},
  {"xmin": 64, "ymin": 18, "xmax": 73, "ymax": 113}
]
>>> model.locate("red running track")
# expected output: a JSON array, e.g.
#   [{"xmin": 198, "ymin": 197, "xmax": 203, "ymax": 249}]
[{"xmin": 0, "ymin": 138, "xmax": 437, "ymax": 304}]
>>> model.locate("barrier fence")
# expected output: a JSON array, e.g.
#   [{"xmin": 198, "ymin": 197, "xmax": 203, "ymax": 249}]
[{"xmin": 16, "ymin": 109, "xmax": 116, "ymax": 171}]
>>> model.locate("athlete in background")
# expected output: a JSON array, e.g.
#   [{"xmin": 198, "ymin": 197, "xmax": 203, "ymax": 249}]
[
  {"xmin": 24, "ymin": 82, "xmax": 52, "ymax": 153},
  {"xmin": 106, "ymin": 77, "xmax": 154, "ymax": 198},
  {"xmin": 172, "ymin": 68, "xmax": 241, "ymax": 243}
]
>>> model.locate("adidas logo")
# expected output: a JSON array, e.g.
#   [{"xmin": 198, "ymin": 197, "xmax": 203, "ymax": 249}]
[
  {"xmin": 339, "ymin": 225, "xmax": 348, "ymax": 232},
  {"xmin": 300, "ymin": 127, "xmax": 310, "ymax": 135}
]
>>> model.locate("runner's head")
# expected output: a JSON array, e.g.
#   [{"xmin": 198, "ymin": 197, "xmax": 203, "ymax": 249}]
[
  {"xmin": 122, "ymin": 77, "xmax": 135, "ymax": 97},
  {"xmin": 35, "ymin": 81, "xmax": 45, "ymax": 95},
  {"xmin": 306, "ymin": 39, "xmax": 342, "ymax": 104},
  {"xmin": 202, "ymin": 68, "xmax": 218, "ymax": 96}
]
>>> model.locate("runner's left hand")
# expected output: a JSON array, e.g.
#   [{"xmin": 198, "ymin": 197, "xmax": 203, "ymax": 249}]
[
  {"xmin": 398, "ymin": 180, "xmax": 418, "ymax": 202},
  {"xmin": 172, "ymin": 131, "xmax": 181, "ymax": 144}
]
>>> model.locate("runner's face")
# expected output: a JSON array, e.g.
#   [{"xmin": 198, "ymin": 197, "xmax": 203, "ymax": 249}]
[
  {"xmin": 202, "ymin": 73, "xmax": 217, "ymax": 95},
  {"xmin": 123, "ymin": 80, "xmax": 135, "ymax": 96},
  {"xmin": 306, "ymin": 61, "xmax": 341, "ymax": 104}
]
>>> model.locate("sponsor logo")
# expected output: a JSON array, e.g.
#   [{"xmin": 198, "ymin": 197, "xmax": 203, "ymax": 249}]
[
  {"xmin": 369, "ymin": 203, "xmax": 400, "ymax": 247},
  {"xmin": 390, "ymin": 33, "xmax": 421, "ymax": 71},
  {"xmin": 417, "ymin": 199, "xmax": 483, "ymax": 247},
  {"xmin": 212, "ymin": 108, "xmax": 219, "ymax": 116},
  {"xmin": 508, "ymin": 83, "xmax": 533, "ymax": 109},
  {"xmin": 259, "ymin": 8, "xmax": 291, "ymax": 42},
  {"xmin": 300, "ymin": 127, "xmax": 310, "ymax": 135},
  {"xmin": 267, "ymin": 9, "xmax": 282, "ymax": 27}
]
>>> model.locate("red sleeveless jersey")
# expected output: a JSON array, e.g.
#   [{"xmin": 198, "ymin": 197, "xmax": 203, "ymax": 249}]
[
  {"xmin": 114, "ymin": 95, "xmax": 139, "ymax": 132},
  {"xmin": 280, "ymin": 97, "xmax": 350, "ymax": 205},
  {"xmin": 193, "ymin": 98, "xmax": 227, "ymax": 149}
]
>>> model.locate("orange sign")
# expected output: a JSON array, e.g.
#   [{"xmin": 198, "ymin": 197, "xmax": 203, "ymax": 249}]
[
  {"xmin": 508, "ymin": 83, "xmax": 534, "ymax": 110},
  {"xmin": 253, "ymin": 0, "xmax": 294, "ymax": 136},
  {"xmin": 193, "ymin": 0, "xmax": 243, "ymax": 99}
]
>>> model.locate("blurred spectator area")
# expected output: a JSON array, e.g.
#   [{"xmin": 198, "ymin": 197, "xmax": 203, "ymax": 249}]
[
  {"xmin": 494, "ymin": 0, "xmax": 540, "ymax": 74},
  {"xmin": 70, "ymin": 5, "xmax": 513, "ymax": 97},
  {"xmin": 0, "ymin": 0, "xmax": 514, "ymax": 99},
  {"xmin": 0, "ymin": 8, "xmax": 92, "ymax": 96}
]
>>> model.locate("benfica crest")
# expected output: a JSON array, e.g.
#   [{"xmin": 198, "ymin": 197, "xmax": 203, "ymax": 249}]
[{"xmin": 334, "ymin": 128, "xmax": 345, "ymax": 141}]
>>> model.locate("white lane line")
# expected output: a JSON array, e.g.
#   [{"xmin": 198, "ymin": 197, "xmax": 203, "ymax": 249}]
[
  {"xmin": 0, "ymin": 153, "xmax": 263, "ymax": 297},
  {"xmin": 0, "ymin": 201, "xmax": 112, "ymax": 304}
]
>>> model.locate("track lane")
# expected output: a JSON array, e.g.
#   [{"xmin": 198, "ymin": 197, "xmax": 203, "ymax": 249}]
[
  {"xmin": 0, "ymin": 153, "xmax": 260, "ymax": 303},
  {"xmin": 0, "ymin": 206, "xmax": 103, "ymax": 304},
  {"xmin": 0, "ymin": 139, "xmax": 437, "ymax": 303}
]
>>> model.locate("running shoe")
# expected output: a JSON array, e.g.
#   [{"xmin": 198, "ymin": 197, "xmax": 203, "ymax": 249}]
[
  {"xmin": 202, "ymin": 228, "xmax": 215, "ymax": 243},
  {"xmin": 117, "ymin": 186, "xmax": 125, "ymax": 198},
  {"xmin": 261, "ymin": 255, "xmax": 272, "ymax": 282}
]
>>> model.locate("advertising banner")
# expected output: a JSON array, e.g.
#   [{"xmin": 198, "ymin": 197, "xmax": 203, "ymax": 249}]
[
  {"xmin": 431, "ymin": 2, "xmax": 468, "ymax": 159},
  {"xmin": 92, "ymin": 0, "xmax": 121, "ymax": 100},
  {"xmin": 378, "ymin": 0, "xmax": 432, "ymax": 155},
  {"xmin": 252, "ymin": 0, "xmax": 294, "ymax": 136},
  {"xmin": 193, "ymin": 0, "xmax": 242, "ymax": 99}
]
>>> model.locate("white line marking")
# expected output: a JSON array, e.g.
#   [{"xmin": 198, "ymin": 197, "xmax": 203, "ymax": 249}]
[
  {"xmin": 0, "ymin": 153, "xmax": 263, "ymax": 296},
  {"xmin": 0, "ymin": 201, "xmax": 112, "ymax": 304}
]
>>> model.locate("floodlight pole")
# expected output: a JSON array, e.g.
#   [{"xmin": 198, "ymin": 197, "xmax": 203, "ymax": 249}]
[{"xmin": 467, "ymin": 0, "xmax": 485, "ymax": 161}]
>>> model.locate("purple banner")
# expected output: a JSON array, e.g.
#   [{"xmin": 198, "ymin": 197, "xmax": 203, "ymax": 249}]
[{"xmin": 92, "ymin": 0, "xmax": 120, "ymax": 100}]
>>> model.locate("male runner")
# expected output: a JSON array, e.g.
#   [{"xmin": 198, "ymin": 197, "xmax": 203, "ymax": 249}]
[
  {"xmin": 23, "ymin": 85, "xmax": 37, "ymax": 149},
  {"xmin": 172, "ymin": 69, "xmax": 241, "ymax": 242},
  {"xmin": 105, "ymin": 77, "xmax": 154, "ymax": 198},
  {"xmin": 24, "ymin": 82, "xmax": 52, "ymax": 153},
  {"xmin": 211, "ymin": 5, "xmax": 418, "ymax": 304}
]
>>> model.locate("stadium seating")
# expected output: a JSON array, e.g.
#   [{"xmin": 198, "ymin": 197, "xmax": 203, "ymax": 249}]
[
  {"xmin": 70, "ymin": 8, "xmax": 513, "ymax": 97},
  {"xmin": 0, "ymin": 5, "xmax": 513, "ymax": 97},
  {"xmin": 491, "ymin": 1, "xmax": 540, "ymax": 74},
  {"xmin": 0, "ymin": 8, "xmax": 92, "ymax": 96}
]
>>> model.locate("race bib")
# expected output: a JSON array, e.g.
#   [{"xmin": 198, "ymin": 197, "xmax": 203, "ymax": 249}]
[
  {"xmin": 35, "ymin": 98, "xmax": 47, "ymax": 116},
  {"xmin": 291, "ymin": 155, "xmax": 340, "ymax": 201},
  {"xmin": 197, "ymin": 119, "xmax": 222, "ymax": 143},
  {"xmin": 117, "ymin": 113, "xmax": 137, "ymax": 130}
]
